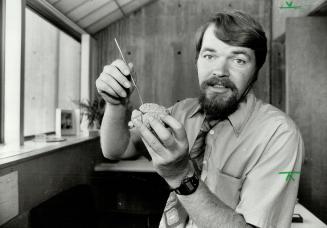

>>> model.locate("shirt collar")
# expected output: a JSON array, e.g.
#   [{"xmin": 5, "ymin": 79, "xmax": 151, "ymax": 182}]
[
  {"xmin": 188, "ymin": 100, "xmax": 202, "ymax": 118},
  {"xmin": 188, "ymin": 90, "xmax": 256, "ymax": 136},
  {"xmin": 228, "ymin": 90, "xmax": 256, "ymax": 136}
]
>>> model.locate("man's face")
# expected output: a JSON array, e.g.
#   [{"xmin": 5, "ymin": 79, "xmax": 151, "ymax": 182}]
[{"xmin": 196, "ymin": 24, "xmax": 256, "ymax": 118}]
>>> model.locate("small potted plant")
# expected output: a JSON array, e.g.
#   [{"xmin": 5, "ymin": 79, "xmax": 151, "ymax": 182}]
[{"xmin": 76, "ymin": 95, "xmax": 106, "ymax": 135}]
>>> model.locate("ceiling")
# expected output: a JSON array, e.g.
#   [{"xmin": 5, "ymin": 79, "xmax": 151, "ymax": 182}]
[{"xmin": 44, "ymin": 0, "xmax": 155, "ymax": 34}]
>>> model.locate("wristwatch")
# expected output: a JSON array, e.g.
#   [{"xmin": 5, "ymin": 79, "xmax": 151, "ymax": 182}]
[{"xmin": 173, "ymin": 172, "xmax": 200, "ymax": 195}]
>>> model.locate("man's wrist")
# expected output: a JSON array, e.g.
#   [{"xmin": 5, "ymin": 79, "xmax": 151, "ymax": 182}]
[
  {"xmin": 166, "ymin": 161, "xmax": 195, "ymax": 189},
  {"xmin": 105, "ymin": 102, "xmax": 129, "ymax": 119},
  {"xmin": 173, "ymin": 172, "xmax": 200, "ymax": 195}
]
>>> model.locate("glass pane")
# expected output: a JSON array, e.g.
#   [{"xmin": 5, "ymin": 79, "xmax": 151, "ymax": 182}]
[
  {"xmin": 24, "ymin": 8, "xmax": 81, "ymax": 137},
  {"xmin": 58, "ymin": 32, "xmax": 81, "ymax": 109}
]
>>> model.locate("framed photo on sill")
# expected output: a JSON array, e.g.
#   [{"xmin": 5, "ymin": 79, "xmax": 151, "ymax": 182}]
[{"xmin": 56, "ymin": 109, "xmax": 77, "ymax": 137}]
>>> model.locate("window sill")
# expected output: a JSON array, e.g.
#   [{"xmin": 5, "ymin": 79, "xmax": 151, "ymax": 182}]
[{"xmin": 0, "ymin": 134, "xmax": 99, "ymax": 168}]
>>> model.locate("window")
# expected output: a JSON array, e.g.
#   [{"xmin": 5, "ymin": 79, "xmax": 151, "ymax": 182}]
[{"xmin": 24, "ymin": 8, "xmax": 81, "ymax": 137}]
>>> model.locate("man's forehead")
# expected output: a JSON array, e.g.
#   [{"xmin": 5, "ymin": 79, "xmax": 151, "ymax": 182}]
[{"xmin": 201, "ymin": 24, "xmax": 254, "ymax": 55}]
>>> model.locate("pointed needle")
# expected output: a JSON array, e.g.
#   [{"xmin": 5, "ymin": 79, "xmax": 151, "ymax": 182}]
[{"xmin": 114, "ymin": 38, "xmax": 143, "ymax": 105}]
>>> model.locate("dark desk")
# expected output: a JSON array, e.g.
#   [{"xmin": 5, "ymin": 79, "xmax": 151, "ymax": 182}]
[{"xmin": 93, "ymin": 157, "xmax": 168, "ymax": 228}]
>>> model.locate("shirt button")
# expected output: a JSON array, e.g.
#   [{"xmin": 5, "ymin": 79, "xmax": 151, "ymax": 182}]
[{"xmin": 209, "ymin": 130, "xmax": 214, "ymax": 135}]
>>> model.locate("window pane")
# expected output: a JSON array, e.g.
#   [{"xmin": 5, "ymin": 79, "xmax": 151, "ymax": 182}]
[
  {"xmin": 58, "ymin": 32, "xmax": 81, "ymax": 109},
  {"xmin": 24, "ymin": 9, "xmax": 80, "ymax": 137},
  {"xmin": 24, "ymin": 9, "xmax": 58, "ymax": 136}
]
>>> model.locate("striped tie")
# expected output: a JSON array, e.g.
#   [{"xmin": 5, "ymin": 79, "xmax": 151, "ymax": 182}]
[
  {"xmin": 159, "ymin": 119, "xmax": 218, "ymax": 228},
  {"xmin": 189, "ymin": 119, "xmax": 215, "ymax": 175}
]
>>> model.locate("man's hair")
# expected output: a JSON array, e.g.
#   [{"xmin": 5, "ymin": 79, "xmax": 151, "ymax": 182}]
[{"xmin": 195, "ymin": 10, "xmax": 267, "ymax": 79}]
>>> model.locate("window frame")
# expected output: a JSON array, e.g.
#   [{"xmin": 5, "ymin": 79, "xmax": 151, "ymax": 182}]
[
  {"xmin": 26, "ymin": 6, "xmax": 80, "ymax": 42},
  {"xmin": 0, "ymin": 0, "xmax": 4, "ymax": 143},
  {"xmin": 1, "ymin": 0, "xmax": 91, "ymax": 147},
  {"xmin": 26, "ymin": 0, "xmax": 83, "ymax": 42}
]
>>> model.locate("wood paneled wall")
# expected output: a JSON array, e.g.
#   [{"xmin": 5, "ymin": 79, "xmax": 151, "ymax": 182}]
[{"xmin": 93, "ymin": 0, "xmax": 271, "ymax": 109}]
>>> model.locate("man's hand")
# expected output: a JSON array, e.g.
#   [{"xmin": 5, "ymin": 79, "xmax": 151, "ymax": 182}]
[
  {"xmin": 96, "ymin": 59, "xmax": 135, "ymax": 105},
  {"xmin": 131, "ymin": 110, "xmax": 192, "ymax": 188}
]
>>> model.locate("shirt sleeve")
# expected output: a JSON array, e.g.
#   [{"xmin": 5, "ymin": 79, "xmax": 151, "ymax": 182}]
[{"xmin": 235, "ymin": 123, "xmax": 304, "ymax": 228}]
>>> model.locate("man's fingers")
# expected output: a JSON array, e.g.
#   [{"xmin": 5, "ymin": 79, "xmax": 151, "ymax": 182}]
[
  {"xmin": 128, "ymin": 62, "xmax": 134, "ymax": 71},
  {"xmin": 132, "ymin": 118, "xmax": 166, "ymax": 156},
  {"xmin": 128, "ymin": 62, "xmax": 137, "ymax": 81},
  {"xmin": 103, "ymin": 65, "xmax": 131, "ymax": 89},
  {"xmin": 131, "ymin": 110, "xmax": 142, "ymax": 122},
  {"xmin": 96, "ymin": 78, "xmax": 120, "ymax": 98},
  {"xmin": 99, "ymin": 73, "xmax": 127, "ymax": 98},
  {"xmin": 141, "ymin": 139, "xmax": 162, "ymax": 161},
  {"xmin": 160, "ymin": 115, "xmax": 187, "ymax": 141},
  {"xmin": 149, "ymin": 118, "xmax": 176, "ymax": 148},
  {"xmin": 111, "ymin": 59, "xmax": 131, "ymax": 76}
]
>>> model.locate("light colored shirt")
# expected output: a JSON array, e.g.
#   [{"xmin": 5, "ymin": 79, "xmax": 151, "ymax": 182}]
[{"xmin": 167, "ymin": 90, "xmax": 304, "ymax": 228}]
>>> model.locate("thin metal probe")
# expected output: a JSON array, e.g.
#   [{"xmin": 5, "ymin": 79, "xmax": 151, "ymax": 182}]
[{"xmin": 114, "ymin": 38, "xmax": 144, "ymax": 105}]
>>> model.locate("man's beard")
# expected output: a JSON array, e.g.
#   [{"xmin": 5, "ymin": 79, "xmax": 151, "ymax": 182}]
[{"xmin": 199, "ymin": 77, "xmax": 240, "ymax": 119}]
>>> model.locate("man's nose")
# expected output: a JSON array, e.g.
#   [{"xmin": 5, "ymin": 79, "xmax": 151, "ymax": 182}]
[{"xmin": 211, "ymin": 58, "xmax": 229, "ymax": 78}]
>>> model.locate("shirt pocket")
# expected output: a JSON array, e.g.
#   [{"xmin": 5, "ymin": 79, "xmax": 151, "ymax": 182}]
[{"xmin": 214, "ymin": 170, "xmax": 243, "ymax": 210}]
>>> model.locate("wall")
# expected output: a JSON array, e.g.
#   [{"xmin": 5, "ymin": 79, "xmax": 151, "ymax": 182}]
[
  {"xmin": 286, "ymin": 17, "xmax": 327, "ymax": 223},
  {"xmin": 93, "ymin": 0, "xmax": 271, "ymax": 109},
  {"xmin": 0, "ymin": 138, "xmax": 102, "ymax": 228},
  {"xmin": 270, "ymin": 0, "xmax": 326, "ymax": 110},
  {"xmin": 270, "ymin": 0, "xmax": 327, "ymax": 223},
  {"xmin": 272, "ymin": 0, "xmax": 326, "ymax": 39}
]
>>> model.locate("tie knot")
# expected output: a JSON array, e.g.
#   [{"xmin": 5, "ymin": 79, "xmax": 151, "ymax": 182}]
[{"xmin": 200, "ymin": 119, "xmax": 218, "ymax": 133}]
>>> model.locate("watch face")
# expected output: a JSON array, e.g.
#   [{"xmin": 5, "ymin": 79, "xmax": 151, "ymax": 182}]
[{"xmin": 175, "ymin": 173, "xmax": 199, "ymax": 195}]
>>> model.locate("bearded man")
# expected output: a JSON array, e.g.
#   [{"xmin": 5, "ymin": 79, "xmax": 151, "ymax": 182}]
[{"xmin": 96, "ymin": 10, "xmax": 304, "ymax": 228}]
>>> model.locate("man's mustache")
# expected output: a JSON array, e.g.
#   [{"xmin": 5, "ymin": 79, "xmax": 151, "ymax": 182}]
[{"xmin": 201, "ymin": 77, "xmax": 237, "ymax": 90}]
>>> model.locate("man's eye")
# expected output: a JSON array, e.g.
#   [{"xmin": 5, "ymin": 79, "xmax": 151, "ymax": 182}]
[
  {"xmin": 203, "ymin": 54, "xmax": 213, "ymax": 60},
  {"xmin": 233, "ymin": 58, "xmax": 247, "ymax": 65}
]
